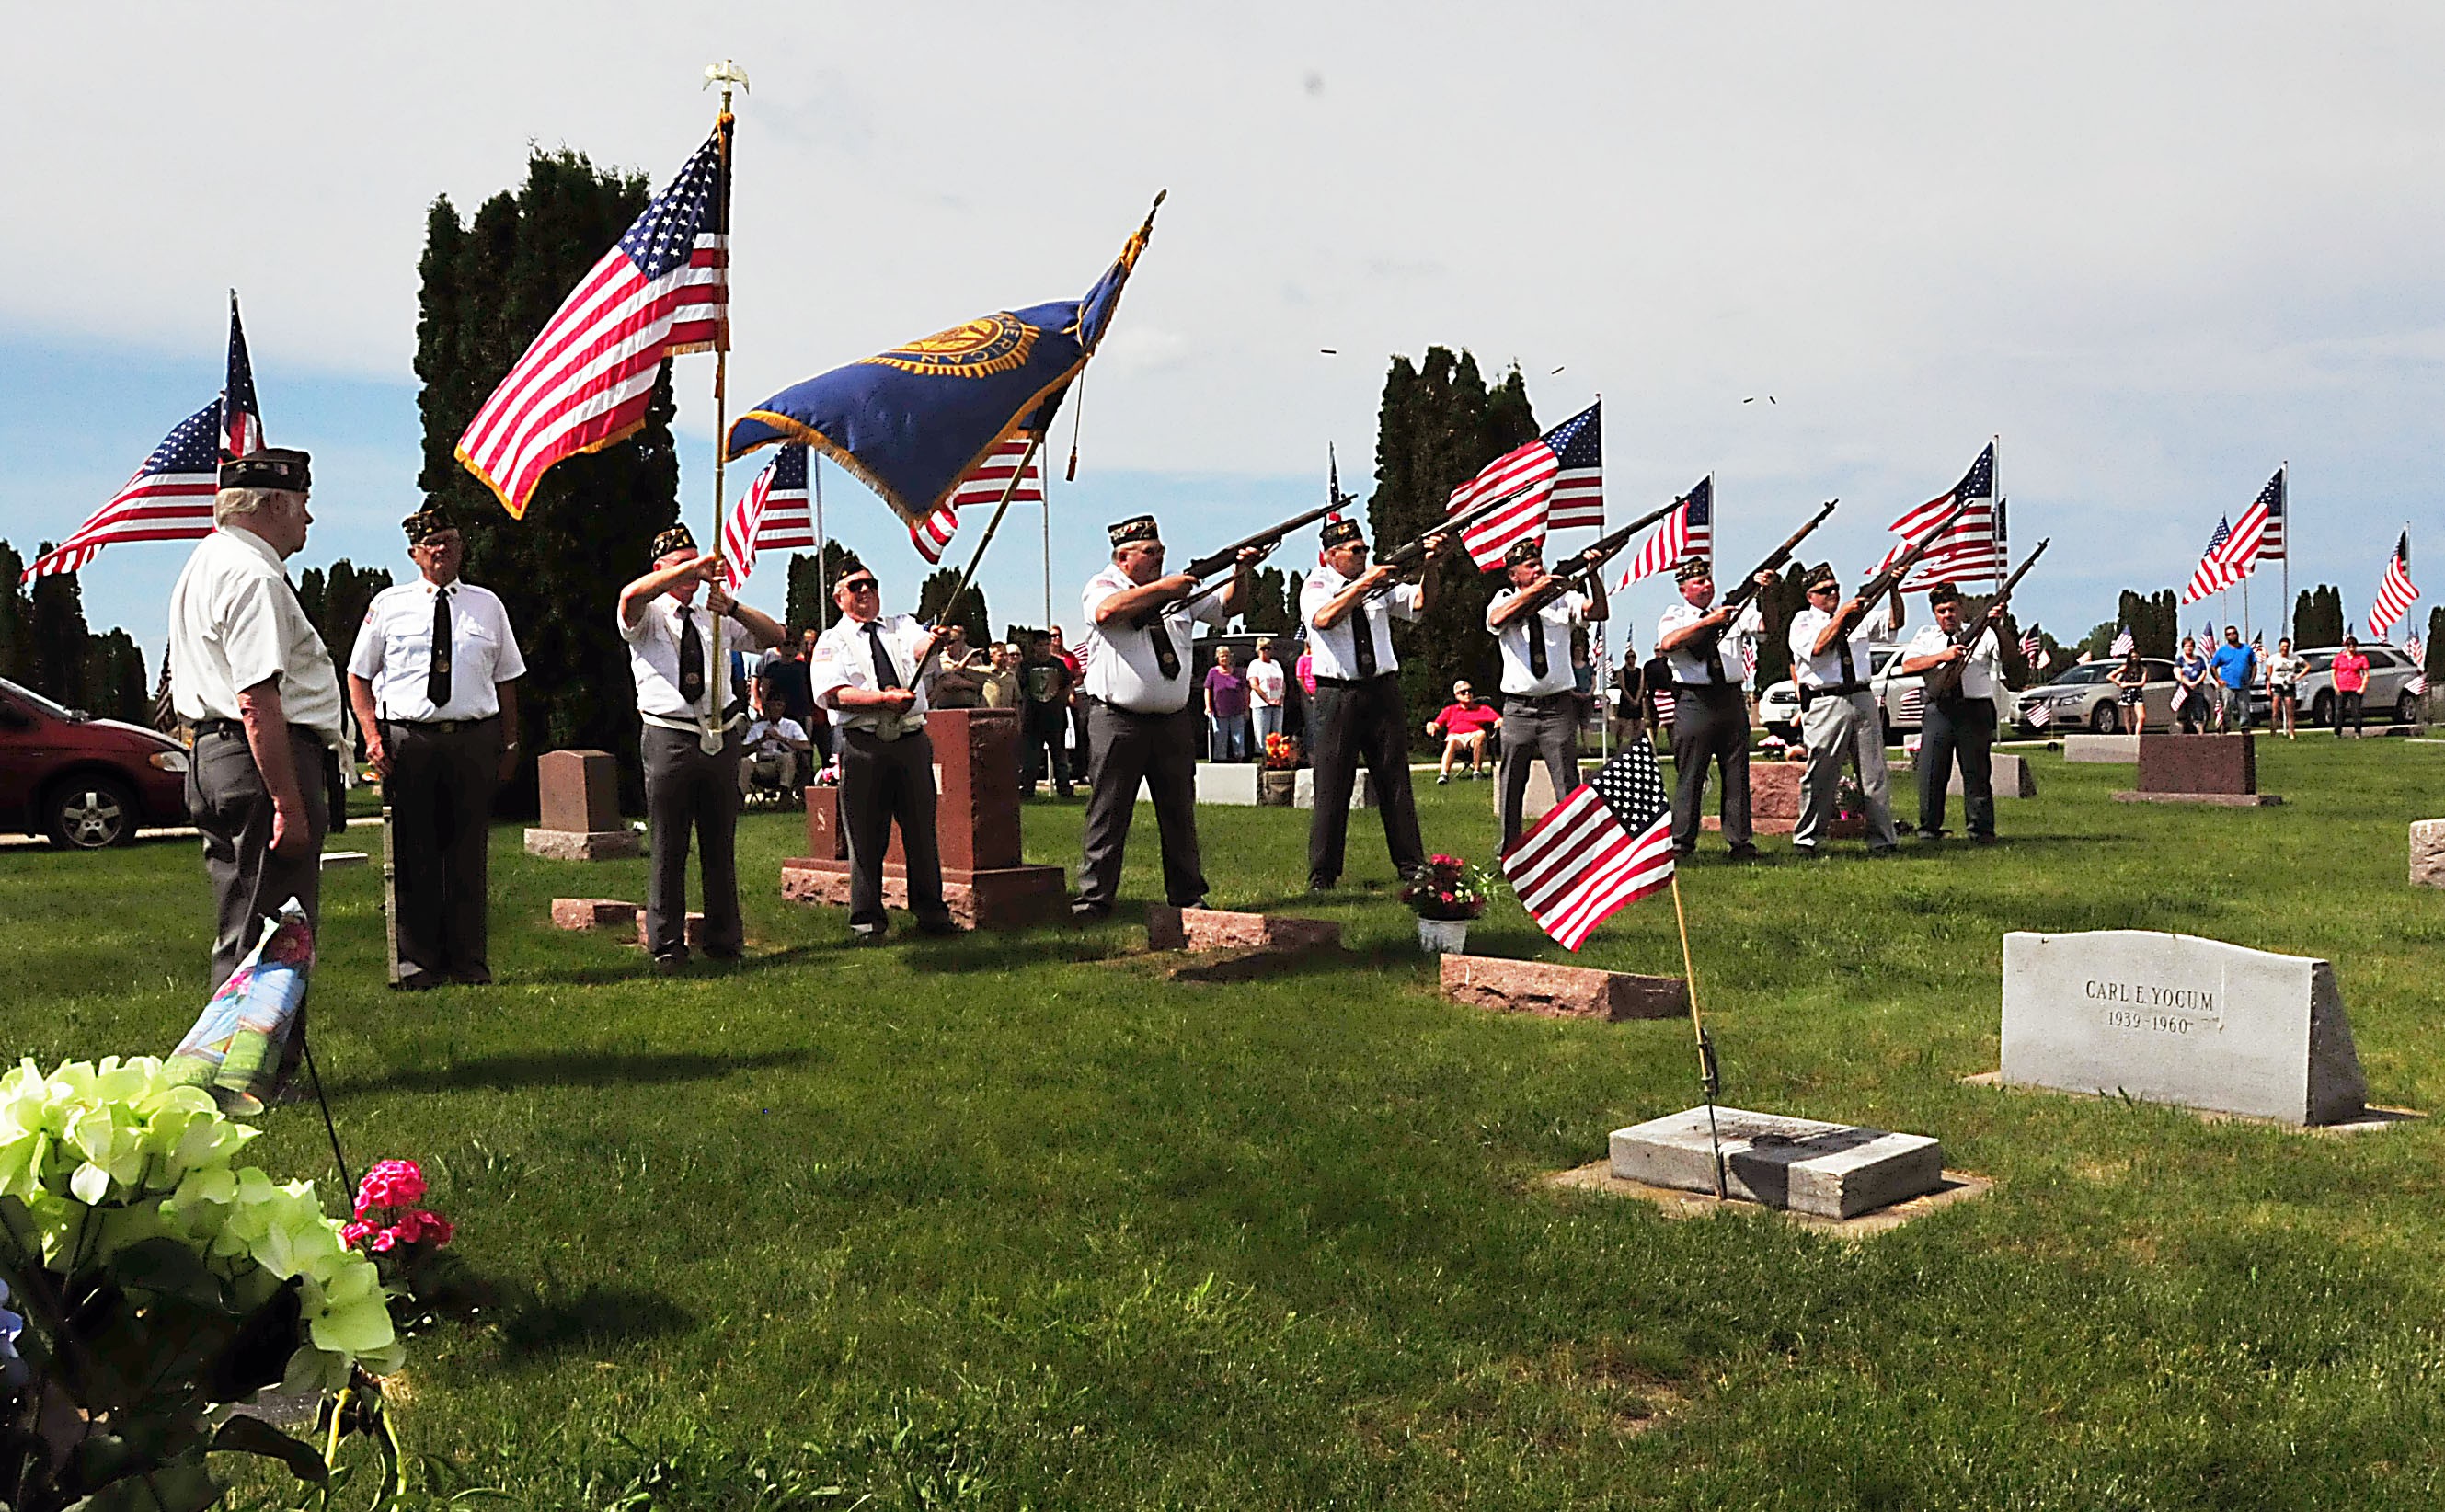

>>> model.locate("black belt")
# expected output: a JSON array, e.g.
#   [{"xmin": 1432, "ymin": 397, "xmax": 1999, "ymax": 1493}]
[
  {"xmin": 1505, "ymin": 691, "xmax": 1577, "ymax": 707},
  {"xmin": 1672, "ymin": 682, "xmax": 1746, "ymax": 694},
  {"xmin": 382, "ymin": 715, "xmax": 499, "ymax": 735},
  {"xmin": 1088, "ymin": 696, "xmax": 1186, "ymax": 716},
  {"xmin": 1312, "ymin": 673, "xmax": 1396, "ymax": 689},
  {"xmin": 194, "ymin": 717, "xmax": 324, "ymax": 742},
  {"xmin": 1797, "ymin": 682, "xmax": 1870, "ymax": 706}
]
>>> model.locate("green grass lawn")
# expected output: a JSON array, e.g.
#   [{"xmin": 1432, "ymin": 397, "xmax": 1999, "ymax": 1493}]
[{"xmin": 6, "ymin": 739, "xmax": 2445, "ymax": 1508}]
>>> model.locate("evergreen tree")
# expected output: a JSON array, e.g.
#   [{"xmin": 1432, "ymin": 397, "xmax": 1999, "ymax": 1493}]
[
  {"xmin": 293, "ymin": 559, "xmax": 396, "ymax": 667},
  {"xmin": 784, "ymin": 544, "xmax": 856, "ymax": 633},
  {"xmin": 2300, "ymin": 584, "xmax": 2346, "ymax": 646},
  {"xmin": 915, "ymin": 568, "xmax": 990, "ymax": 646},
  {"xmin": 0, "ymin": 542, "xmax": 31, "ymax": 685},
  {"xmin": 78, "ymin": 631, "xmax": 147, "ymax": 724},
  {"xmin": 1241, "ymin": 566, "xmax": 1293, "ymax": 635},
  {"xmin": 2080, "ymin": 622, "xmax": 2117, "ymax": 659},
  {"xmin": 1367, "ymin": 349, "xmax": 1539, "ymax": 727},
  {"xmin": 414, "ymin": 150, "xmax": 683, "ymax": 811},
  {"xmin": 28, "ymin": 548, "xmax": 90, "ymax": 708},
  {"xmin": 1749, "ymin": 561, "xmax": 1823, "ymax": 691}
]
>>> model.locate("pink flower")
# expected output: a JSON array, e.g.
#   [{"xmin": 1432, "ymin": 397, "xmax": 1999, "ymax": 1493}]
[
  {"xmin": 355, "ymin": 1158, "xmax": 426, "ymax": 1212},
  {"xmin": 340, "ymin": 1219, "xmax": 376, "ymax": 1250},
  {"xmin": 391, "ymin": 1209, "xmax": 456, "ymax": 1248}
]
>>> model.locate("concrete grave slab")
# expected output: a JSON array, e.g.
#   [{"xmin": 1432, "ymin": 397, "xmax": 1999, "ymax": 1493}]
[
  {"xmin": 551, "ymin": 898, "xmax": 638, "ymax": 930},
  {"xmin": 1545, "ymin": 1162, "xmax": 1991, "ymax": 1238},
  {"xmin": 2063, "ymin": 733, "xmax": 2140, "ymax": 762},
  {"xmin": 2000, "ymin": 930, "xmax": 2367, "ymax": 1126},
  {"xmin": 1294, "ymin": 767, "xmax": 1378, "ymax": 810},
  {"xmin": 1194, "ymin": 764, "xmax": 1261, "ymax": 806},
  {"xmin": 523, "ymin": 827, "xmax": 639, "ymax": 861},
  {"xmin": 2410, "ymin": 819, "xmax": 2445, "ymax": 888},
  {"xmin": 318, "ymin": 851, "xmax": 368, "ymax": 869},
  {"xmin": 1439, "ymin": 954, "xmax": 1684, "ymax": 1021},
  {"xmin": 1145, "ymin": 906, "xmax": 1340, "ymax": 954},
  {"xmin": 1608, "ymin": 1106, "xmax": 1946, "ymax": 1220},
  {"xmin": 633, "ymin": 910, "xmax": 707, "ymax": 949}
]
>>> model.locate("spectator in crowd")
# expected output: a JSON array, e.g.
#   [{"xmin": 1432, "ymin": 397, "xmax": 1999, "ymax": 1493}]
[
  {"xmin": 1611, "ymin": 642, "xmax": 1647, "ymax": 746},
  {"xmin": 2209, "ymin": 625, "xmax": 2256, "ymax": 730},
  {"xmin": 739, "ymin": 711, "xmax": 810, "ymax": 802},
  {"xmin": 925, "ymin": 624, "xmax": 989, "ymax": 709},
  {"xmin": 980, "ymin": 642, "xmax": 1020, "ymax": 710},
  {"xmin": 2267, "ymin": 636, "xmax": 2307, "ymax": 739},
  {"xmin": 2173, "ymin": 636, "xmax": 2211, "ymax": 733},
  {"xmin": 2110, "ymin": 647, "xmax": 2150, "ymax": 733},
  {"xmin": 1202, "ymin": 645, "xmax": 1251, "ymax": 761},
  {"xmin": 1426, "ymin": 680, "xmax": 1500, "ymax": 783},
  {"xmin": 1019, "ymin": 631, "xmax": 1076, "ymax": 797},
  {"xmin": 756, "ymin": 628, "xmax": 820, "ymax": 756},
  {"xmin": 1246, "ymin": 638, "xmax": 1287, "ymax": 749},
  {"xmin": 2332, "ymin": 635, "xmax": 2370, "ymax": 737},
  {"xmin": 1049, "ymin": 625, "xmax": 1085, "ymax": 773}
]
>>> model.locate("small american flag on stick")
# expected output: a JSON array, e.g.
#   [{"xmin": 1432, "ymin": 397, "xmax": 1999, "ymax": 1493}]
[
  {"xmin": 457, "ymin": 120, "xmax": 730, "ymax": 519},
  {"xmin": 913, "ymin": 436, "xmax": 1042, "ymax": 565},
  {"xmin": 1503, "ymin": 740, "xmax": 1676, "ymax": 951}
]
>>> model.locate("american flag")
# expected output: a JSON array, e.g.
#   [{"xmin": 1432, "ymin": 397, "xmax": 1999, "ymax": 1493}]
[
  {"xmin": 1502, "ymin": 739, "xmax": 1676, "ymax": 951},
  {"xmin": 1446, "ymin": 401, "xmax": 1601, "ymax": 568},
  {"xmin": 2021, "ymin": 628, "xmax": 2043, "ymax": 663},
  {"xmin": 2369, "ymin": 532, "xmax": 2418, "ymax": 640},
  {"xmin": 458, "ymin": 120, "xmax": 730, "ymax": 519},
  {"xmin": 913, "ymin": 437, "xmax": 1042, "ymax": 565},
  {"xmin": 2218, "ymin": 468, "xmax": 2283, "ymax": 577},
  {"xmin": 2111, "ymin": 626, "xmax": 2135, "ymax": 657},
  {"xmin": 1888, "ymin": 443, "xmax": 2001, "ymax": 587},
  {"xmin": 2408, "ymin": 634, "xmax": 2428, "ymax": 699},
  {"xmin": 22, "ymin": 298, "xmax": 263, "ymax": 582},
  {"xmin": 1619, "ymin": 476, "xmax": 1712, "ymax": 587},
  {"xmin": 2181, "ymin": 517, "xmax": 2239, "ymax": 604},
  {"xmin": 719, "ymin": 444, "xmax": 809, "ymax": 590},
  {"xmin": 1650, "ymin": 685, "xmax": 1676, "ymax": 724}
]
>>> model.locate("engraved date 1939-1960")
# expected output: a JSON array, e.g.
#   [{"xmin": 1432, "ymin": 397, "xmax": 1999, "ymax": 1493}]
[{"xmin": 2105, "ymin": 1009, "xmax": 2198, "ymax": 1035}]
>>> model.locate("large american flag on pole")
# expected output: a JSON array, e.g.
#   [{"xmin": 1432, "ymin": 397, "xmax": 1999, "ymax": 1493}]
[
  {"xmin": 719, "ymin": 444, "xmax": 809, "ymax": 590},
  {"xmin": 1502, "ymin": 740, "xmax": 1676, "ymax": 952},
  {"xmin": 457, "ymin": 120, "xmax": 730, "ymax": 519},
  {"xmin": 2218, "ymin": 467, "xmax": 2283, "ymax": 576},
  {"xmin": 22, "ymin": 297, "xmax": 265, "ymax": 582},
  {"xmin": 1446, "ymin": 401, "xmax": 1602, "ymax": 568},
  {"xmin": 2369, "ymin": 533, "xmax": 2418, "ymax": 640},
  {"xmin": 2182, "ymin": 517, "xmax": 2238, "ymax": 604},
  {"xmin": 1620, "ymin": 475, "xmax": 1713, "ymax": 587},
  {"xmin": 1888, "ymin": 443, "xmax": 2000, "ymax": 587},
  {"xmin": 913, "ymin": 436, "xmax": 1042, "ymax": 565}
]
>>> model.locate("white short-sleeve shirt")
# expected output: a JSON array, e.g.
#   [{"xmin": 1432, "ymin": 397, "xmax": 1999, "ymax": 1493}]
[
  {"xmin": 619, "ymin": 594, "xmax": 752, "ymax": 723},
  {"xmin": 1300, "ymin": 565, "xmax": 1422, "ymax": 681},
  {"xmin": 1656, "ymin": 600, "xmax": 1764, "ymax": 686},
  {"xmin": 348, "ymin": 578, "xmax": 526, "ymax": 722},
  {"xmin": 1903, "ymin": 624, "xmax": 2001, "ymax": 700},
  {"xmin": 1787, "ymin": 605, "xmax": 1894, "ymax": 691},
  {"xmin": 167, "ymin": 526, "xmax": 346, "ymax": 750},
  {"xmin": 1079, "ymin": 565, "xmax": 1227, "ymax": 713},
  {"xmin": 1487, "ymin": 587, "xmax": 1587, "ymax": 697},
  {"xmin": 808, "ymin": 613, "xmax": 936, "ymax": 734},
  {"xmin": 1245, "ymin": 658, "xmax": 1287, "ymax": 708}
]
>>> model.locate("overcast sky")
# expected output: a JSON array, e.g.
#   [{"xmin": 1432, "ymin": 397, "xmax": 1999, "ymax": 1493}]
[{"xmin": 6, "ymin": 3, "xmax": 2442, "ymax": 660}]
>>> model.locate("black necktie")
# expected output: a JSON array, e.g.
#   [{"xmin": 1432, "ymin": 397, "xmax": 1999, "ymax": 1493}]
[
  {"xmin": 1352, "ymin": 597, "xmax": 1378, "ymax": 680},
  {"xmin": 1148, "ymin": 615, "xmax": 1180, "ymax": 681},
  {"xmin": 1526, "ymin": 600, "xmax": 1548, "ymax": 680},
  {"xmin": 677, "ymin": 607, "xmax": 705, "ymax": 705},
  {"xmin": 426, "ymin": 588, "xmax": 453, "ymax": 706},
  {"xmin": 1834, "ymin": 617, "xmax": 1858, "ymax": 686},
  {"xmin": 865, "ymin": 621, "xmax": 901, "ymax": 689}
]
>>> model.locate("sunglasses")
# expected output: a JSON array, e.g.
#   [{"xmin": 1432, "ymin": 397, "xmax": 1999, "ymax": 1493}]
[{"xmin": 840, "ymin": 578, "xmax": 878, "ymax": 593}]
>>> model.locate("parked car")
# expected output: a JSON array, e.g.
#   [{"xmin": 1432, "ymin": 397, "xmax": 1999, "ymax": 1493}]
[
  {"xmin": 2014, "ymin": 658, "xmax": 2181, "ymax": 734},
  {"xmin": 0, "ymin": 677, "xmax": 189, "ymax": 848},
  {"xmin": 1757, "ymin": 647, "xmax": 1905, "ymax": 743},
  {"xmin": 2286, "ymin": 645, "xmax": 2425, "ymax": 728}
]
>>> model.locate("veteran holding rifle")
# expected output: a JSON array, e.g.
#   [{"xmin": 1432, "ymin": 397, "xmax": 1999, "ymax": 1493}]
[{"xmin": 1896, "ymin": 539, "xmax": 2048, "ymax": 845}]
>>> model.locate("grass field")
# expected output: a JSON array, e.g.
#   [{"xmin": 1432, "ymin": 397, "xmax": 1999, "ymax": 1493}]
[{"xmin": 5, "ymin": 738, "xmax": 2445, "ymax": 1509}]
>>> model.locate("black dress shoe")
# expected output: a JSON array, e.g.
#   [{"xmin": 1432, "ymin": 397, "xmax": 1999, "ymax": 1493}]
[
  {"xmin": 914, "ymin": 917, "xmax": 962, "ymax": 936},
  {"xmin": 1913, "ymin": 829, "xmax": 1944, "ymax": 843},
  {"xmin": 1069, "ymin": 899, "xmax": 1111, "ymax": 922},
  {"xmin": 392, "ymin": 970, "xmax": 446, "ymax": 992},
  {"xmin": 452, "ymin": 969, "xmax": 494, "ymax": 986},
  {"xmin": 650, "ymin": 953, "xmax": 689, "ymax": 975},
  {"xmin": 1726, "ymin": 842, "xmax": 1760, "ymax": 861},
  {"xmin": 847, "ymin": 927, "xmax": 888, "ymax": 946}
]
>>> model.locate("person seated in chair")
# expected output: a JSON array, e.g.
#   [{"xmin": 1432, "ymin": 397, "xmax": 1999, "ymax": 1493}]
[{"xmin": 1426, "ymin": 681, "xmax": 1501, "ymax": 783}]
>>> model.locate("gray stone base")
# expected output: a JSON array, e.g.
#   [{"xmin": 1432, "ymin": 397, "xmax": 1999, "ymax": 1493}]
[
  {"xmin": 2110, "ymin": 791, "xmax": 2283, "ymax": 807},
  {"xmin": 2412, "ymin": 819, "xmax": 2445, "ymax": 888},
  {"xmin": 524, "ymin": 828, "xmax": 640, "ymax": 860},
  {"xmin": 1294, "ymin": 768, "xmax": 1376, "ymax": 809},
  {"xmin": 2063, "ymin": 733, "xmax": 2140, "ymax": 762},
  {"xmin": 1608, "ymin": 1106, "xmax": 1946, "ymax": 1220},
  {"xmin": 318, "ymin": 850, "xmax": 369, "ymax": 869},
  {"xmin": 1545, "ymin": 1162, "xmax": 1992, "ymax": 1237}
]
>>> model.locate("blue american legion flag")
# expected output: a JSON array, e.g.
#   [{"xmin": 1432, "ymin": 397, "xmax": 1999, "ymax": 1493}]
[
  {"xmin": 1447, "ymin": 401, "xmax": 1603, "ymax": 568},
  {"xmin": 1503, "ymin": 739, "xmax": 1676, "ymax": 951},
  {"xmin": 459, "ymin": 120, "xmax": 730, "ymax": 518},
  {"xmin": 24, "ymin": 297, "xmax": 265, "ymax": 581}
]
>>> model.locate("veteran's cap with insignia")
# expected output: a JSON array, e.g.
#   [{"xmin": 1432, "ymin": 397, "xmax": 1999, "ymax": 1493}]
[
  {"xmin": 401, "ymin": 506, "xmax": 455, "ymax": 544},
  {"xmin": 1108, "ymin": 515, "xmax": 1160, "ymax": 548},
  {"xmin": 1804, "ymin": 564, "xmax": 1841, "ymax": 590},
  {"xmin": 1319, "ymin": 515, "xmax": 1364, "ymax": 549},
  {"xmin": 830, "ymin": 552, "xmax": 872, "ymax": 591},
  {"xmin": 1926, "ymin": 581, "xmax": 1963, "ymax": 607},
  {"xmin": 650, "ymin": 523, "xmax": 698, "ymax": 562},
  {"xmin": 1505, "ymin": 537, "xmax": 1544, "ymax": 567},
  {"xmin": 1673, "ymin": 556, "xmax": 1714, "ymax": 583},
  {"xmin": 218, "ymin": 447, "xmax": 311, "ymax": 493}
]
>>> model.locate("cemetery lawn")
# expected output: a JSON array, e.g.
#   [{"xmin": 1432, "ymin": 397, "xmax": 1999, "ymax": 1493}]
[{"xmin": 7, "ymin": 738, "xmax": 2445, "ymax": 1509}]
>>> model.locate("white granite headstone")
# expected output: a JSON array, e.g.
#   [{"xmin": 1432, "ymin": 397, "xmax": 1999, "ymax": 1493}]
[
  {"xmin": 1192, "ymin": 764, "xmax": 1260, "ymax": 806},
  {"xmin": 1609, "ymin": 1106, "xmax": 1945, "ymax": 1219},
  {"xmin": 2001, "ymin": 930, "xmax": 2366, "ymax": 1126},
  {"xmin": 1293, "ymin": 768, "xmax": 1376, "ymax": 810}
]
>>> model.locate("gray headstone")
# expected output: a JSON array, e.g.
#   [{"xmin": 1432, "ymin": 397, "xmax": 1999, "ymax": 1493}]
[
  {"xmin": 1489, "ymin": 758, "xmax": 1582, "ymax": 819},
  {"xmin": 2062, "ymin": 733, "xmax": 2139, "ymax": 763},
  {"xmin": 1609, "ymin": 1106, "xmax": 1945, "ymax": 1220},
  {"xmin": 2001, "ymin": 930, "xmax": 2367, "ymax": 1126},
  {"xmin": 1192, "ymin": 764, "xmax": 1260, "ymax": 806},
  {"xmin": 1293, "ymin": 767, "xmax": 1376, "ymax": 809}
]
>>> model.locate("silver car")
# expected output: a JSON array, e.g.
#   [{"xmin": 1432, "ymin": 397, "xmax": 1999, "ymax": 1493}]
[
  {"xmin": 1758, "ymin": 646, "xmax": 1906, "ymax": 743},
  {"xmin": 2289, "ymin": 645, "xmax": 2425, "ymax": 727},
  {"xmin": 2015, "ymin": 658, "xmax": 2180, "ymax": 734}
]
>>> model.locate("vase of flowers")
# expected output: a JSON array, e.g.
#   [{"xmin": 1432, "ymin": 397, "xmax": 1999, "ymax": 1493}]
[
  {"xmin": 1258, "ymin": 734, "xmax": 1303, "ymax": 805},
  {"xmin": 1401, "ymin": 853, "xmax": 1489, "ymax": 954}
]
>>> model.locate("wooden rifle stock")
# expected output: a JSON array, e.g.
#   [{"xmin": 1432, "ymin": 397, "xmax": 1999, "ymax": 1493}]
[{"xmin": 1137, "ymin": 502, "xmax": 1337, "ymax": 626}]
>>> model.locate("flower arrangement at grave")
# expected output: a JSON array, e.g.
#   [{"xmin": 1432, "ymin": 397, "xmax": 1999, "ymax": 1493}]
[
  {"xmin": 1400, "ymin": 854, "xmax": 1492, "ymax": 922},
  {"xmin": 1834, "ymin": 773, "xmax": 1866, "ymax": 827},
  {"xmin": 1262, "ymin": 733, "xmax": 1304, "ymax": 770},
  {"xmin": 0, "ymin": 1056, "xmax": 407, "ymax": 1510},
  {"xmin": 342, "ymin": 1158, "xmax": 460, "ymax": 1334}
]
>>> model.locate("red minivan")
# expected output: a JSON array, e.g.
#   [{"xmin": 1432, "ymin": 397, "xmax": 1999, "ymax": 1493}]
[{"xmin": 0, "ymin": 677, "xmax": 191, "ymax": 848}]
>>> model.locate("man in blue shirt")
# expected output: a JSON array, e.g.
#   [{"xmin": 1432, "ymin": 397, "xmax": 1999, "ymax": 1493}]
[{"xmin": 2209, "ymin": 626, "xmax": 2257, "ymax": 731}]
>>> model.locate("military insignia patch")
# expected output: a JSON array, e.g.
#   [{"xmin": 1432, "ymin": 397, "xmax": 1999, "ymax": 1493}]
[{"xmin": 859, "ymin": 314, "xmax": 1039, "ymax": 378}]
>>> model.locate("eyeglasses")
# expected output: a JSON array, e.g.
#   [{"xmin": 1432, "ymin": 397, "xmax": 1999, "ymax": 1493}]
[{"xmin": 840, "ymin": 578, "xmax": 878, "ymax": 593}]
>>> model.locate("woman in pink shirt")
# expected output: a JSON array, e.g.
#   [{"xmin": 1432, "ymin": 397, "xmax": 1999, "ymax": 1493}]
[{"xmin": 2330, "ymin": 635, "xmax": 2370, "ymax": 737}]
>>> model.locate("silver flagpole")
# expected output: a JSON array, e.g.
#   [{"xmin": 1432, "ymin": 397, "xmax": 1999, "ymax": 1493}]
[{"xmin": 813, "ymin": 460, "xmax": 829, "ymax": 632}]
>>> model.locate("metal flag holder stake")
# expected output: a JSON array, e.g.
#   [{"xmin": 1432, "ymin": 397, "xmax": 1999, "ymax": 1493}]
[
  {"xmin": 1666, "ymin": 872, "xmax": 1728, "ymax": 1198},
  {"xmin": 700, "ymin": 59, "xmax": 747, "ymax": 755}
]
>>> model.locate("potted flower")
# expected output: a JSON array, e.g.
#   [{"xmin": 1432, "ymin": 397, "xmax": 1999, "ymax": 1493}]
[
  {"xmin": 1258, "ymin": 733, "xmax": 1303, "ymax": 805},
  {"xmin": 1401, "ymin": 853, "xmax": 1489, "ymax": 954}
]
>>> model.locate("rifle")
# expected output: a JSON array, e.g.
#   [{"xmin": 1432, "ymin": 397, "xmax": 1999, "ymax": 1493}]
[
  {"xmin": 1851, "ymin": 494, "xmax": 1977, "ymax": 606},
  {"xmin": 1142, "ymin": 501, "xmax": 1340, "ymax": 625},
  {"xmin": 1498, "ymin": 499, "xmax": 1679, "ymax": 621},
  {"xmin": 1680, "ymin": 498, "xmax": 1839, "ymax": 662},
  {"xmin": 1356, "ymin": 479, "xmax": 1545, "ymax": 599},
  {"xmin": 1920, "ymin": 538, "xmax": 2049, "ymax": 702}
]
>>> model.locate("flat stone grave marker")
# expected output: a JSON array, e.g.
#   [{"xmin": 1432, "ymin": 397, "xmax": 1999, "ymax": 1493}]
[
  {"xmin": 1145, "ymin": 906, "xmax": 1340, "ymax": 954},
  {"xmin": 1439, "ymin": 954, "xmax": 1683, "ymax": 1021},
  {"xmin": 2410, "ymin": 819, "xmax": 2445, "ymax": 888},
  {"xmin": 1293, "ymin": 767, "xmax": 1377, "ymax": 810},
  {"xmin": 552, "ymin": 898, "xmax": 638, "ymax": 930},
  {"xmin": 2000, "ymin": 930, "xmax": 2366, "ymax": 1126},
  {"xmin": 2114, "ymin": 732, "xmax": 2279, "ymax": 806},
  {"xmin": 1609, "ymin": 1106, "xmax": 1946, "ymax": 1220}
]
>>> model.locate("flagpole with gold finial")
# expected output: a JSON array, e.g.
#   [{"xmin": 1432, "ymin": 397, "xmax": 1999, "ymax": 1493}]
[{"xmin": 699, "ymin": 60, "xmax": 747, "ymax": 755}]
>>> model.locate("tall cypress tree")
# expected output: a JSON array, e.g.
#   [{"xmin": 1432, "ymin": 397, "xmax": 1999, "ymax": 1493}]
[
  {"xmin": 0, "ymin": 542, "xmax": 31, "ymax": 685},
  {"xmin": 414, "ymin": 151, "xmax": 683, "ymax": 810},
  {"xmin": 78, "ymin": 631, "xmax": 147, "ymax": 724},
  {"xmin": 28, "ymin": 548, "xmax": 89, "ymax": 708},
  {"xmin": 785, "ymin": 544, "xmax": 855, "ymax": 633},
  {"xmin": 915, "ymin": 568, "xmax": 990, "ymax": 646}
]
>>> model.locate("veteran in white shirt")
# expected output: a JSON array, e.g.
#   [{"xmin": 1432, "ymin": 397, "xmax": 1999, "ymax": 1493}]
[
  {"xmin": 1895, "ymin": 580, "xmax": 2004, "ymax": 844},
  {"xmin": 1653, "ymin": 557, "xmax": 1776, "ymax": 859},
  {"xmin": 344, "ymin": 507, "xmax": 526, "ymax": 989},
  {"xmin": 1785, "ymin": 565, "xmax": 1901, "ymax": 854},
  {"xmin": 166, "ymin": 448, "xmax": 340, "ymax": 1091},
  {"xmin": 617, "ymin": 523, "xmax": 786, "ymax": 969},
  {"xmin": 1485, "ymin": 536, "xmax": 1606, "ymax": 848}
]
